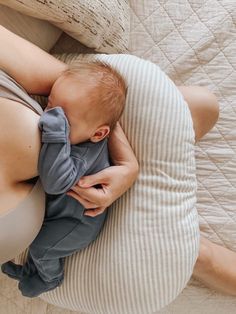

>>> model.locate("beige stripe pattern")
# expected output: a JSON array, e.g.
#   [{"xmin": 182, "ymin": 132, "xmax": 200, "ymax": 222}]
[{"xmin": 16, "ymin": 54, "xmax": 199, "ymax": 313}]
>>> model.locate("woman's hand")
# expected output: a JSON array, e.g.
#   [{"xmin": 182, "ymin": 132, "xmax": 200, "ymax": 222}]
[
  {"xmin": 67, "ymin": 123, "xmax": 139, "ymax": 217},
  {"xmin": 67, "ymin": 164, "xmax": 138, "ymax": 217}
]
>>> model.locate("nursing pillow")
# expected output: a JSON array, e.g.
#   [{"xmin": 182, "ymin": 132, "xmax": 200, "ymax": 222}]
[{"xmin": 17, "ymin": 53, "xmax": 199, "ymax": 313}]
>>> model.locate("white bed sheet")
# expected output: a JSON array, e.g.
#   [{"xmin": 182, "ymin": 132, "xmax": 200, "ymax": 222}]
[{"xmin": 128, "ymin": 0, "xmax": 236, "ymax": 312}]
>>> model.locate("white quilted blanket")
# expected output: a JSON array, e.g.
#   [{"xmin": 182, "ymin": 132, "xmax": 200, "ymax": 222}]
[{"xmin": 128, "ymin": 0, "xmax": 236, "ymax": 312}]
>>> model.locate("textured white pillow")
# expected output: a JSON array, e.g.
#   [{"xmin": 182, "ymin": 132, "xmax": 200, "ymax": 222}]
[
  {"xmin": 0, "ymin": 4, "xmax": 62, "ymax": 52},
  {"xmin": 16, "ymin": 54, "xmax": 199, "ymax": 313},
  {"xmin": 0, "ymin": 0, "xmax": 130, "ymax": 53}
]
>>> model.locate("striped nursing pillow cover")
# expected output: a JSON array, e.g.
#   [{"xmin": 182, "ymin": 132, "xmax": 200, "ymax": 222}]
[{"xmin": 16, "ymin": 54, "xmax": 199, "ymax": 313}]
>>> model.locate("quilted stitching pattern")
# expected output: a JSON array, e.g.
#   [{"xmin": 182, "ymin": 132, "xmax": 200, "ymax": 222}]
[
  {"xmin": 129, "ymin": 0, "xmax": 236, "ymax": 311},
  {"xmin": 130, "ymin": 0, "xmax": 236, "ymax": 250}
]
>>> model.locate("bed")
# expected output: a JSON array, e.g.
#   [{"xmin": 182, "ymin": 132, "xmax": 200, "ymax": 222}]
[{"xmin": 1, "ymin": 0, "xmax": 236, "ymax": 313}]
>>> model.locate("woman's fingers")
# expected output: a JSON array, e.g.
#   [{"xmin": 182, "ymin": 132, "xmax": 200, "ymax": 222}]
[
  {"xmin": 67, "ymin": 164, "xmax": 138, "ymax": 212},
  {"xmin": 67, "ymin": 191, "xmax": 107, "ymax": 217},
  {"xmin": 78, "ymin": 169, "xmax": 109, "ymax": 188},
  {"xmin": 70, "ymin": 184, "xmax": 108, "ymax": 207},
  {"xmin": 84, "ymin": 207, "xmax": 106, "ymax": 217},
  {"xmin": 67, "ymin": 191, "xmax": 98, "ymax": 209}
]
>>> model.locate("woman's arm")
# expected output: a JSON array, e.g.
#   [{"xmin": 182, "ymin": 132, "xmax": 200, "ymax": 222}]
[
  {"xmin": 0, "ymin": 25, "xmax": 67, "ymax": 95},
  {"xmin": 67, "ymin": 122, "xmax": 139, "ymax": 217}
]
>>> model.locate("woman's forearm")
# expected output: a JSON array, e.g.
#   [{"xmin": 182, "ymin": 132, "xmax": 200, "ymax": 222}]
[
  {"xmin": 0, "ymin": 25, "xmax": 67, "ymax": 95},
  {"xmin": 108, "ymin": 123, "xmax": 139, "ymax": 178}
]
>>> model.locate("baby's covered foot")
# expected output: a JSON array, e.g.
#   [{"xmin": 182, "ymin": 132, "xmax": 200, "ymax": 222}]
[
  {"xmin": 1, "ymin": 261, "xmax": 23, "ymax": 280},
  {"xmin": 18, "ymin": 272, "xmax": 64, "ymax": 298}
]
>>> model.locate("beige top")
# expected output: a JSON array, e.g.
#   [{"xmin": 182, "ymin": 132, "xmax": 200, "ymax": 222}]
[{"xmin": 0, "ymin": 70, "xmax": 45, "ymax": 264}]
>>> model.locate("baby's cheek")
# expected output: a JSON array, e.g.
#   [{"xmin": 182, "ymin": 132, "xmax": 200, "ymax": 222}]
[
  {"xmin": 69, "ymin": 129, "xmax": 79, "ymax": 145},
  {"xmin": 45, "ymin": 101, "xmax": 57, "ymax": 111},
  {"xmin": 69, "ymin": 130, "xmax": 74, "ymax": 143}
]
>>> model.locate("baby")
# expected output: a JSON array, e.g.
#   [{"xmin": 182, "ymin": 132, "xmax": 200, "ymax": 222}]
[{"xmin": 1, "ymin": 61, "xmax": 127, "ymax": 297}]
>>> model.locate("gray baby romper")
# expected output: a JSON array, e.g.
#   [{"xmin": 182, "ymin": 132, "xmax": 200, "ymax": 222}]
[{"xmin": 1, "ymin": 99, "xmax": 110, "ymax": 297}]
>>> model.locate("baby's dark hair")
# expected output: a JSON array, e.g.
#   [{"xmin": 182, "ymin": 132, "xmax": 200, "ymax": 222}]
[{"xmin": 62, "ymin": 60, "xmax": 127, "ymax": 131}]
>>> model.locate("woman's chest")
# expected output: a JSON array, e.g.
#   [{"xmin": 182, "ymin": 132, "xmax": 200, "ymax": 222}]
[
  {"xmin": 0, "ymin": 98, "xmax": 41, "ymax": 183},
  {"xmin": 0, "ymin": 182, "xmax": 33, "ymax": 215}
]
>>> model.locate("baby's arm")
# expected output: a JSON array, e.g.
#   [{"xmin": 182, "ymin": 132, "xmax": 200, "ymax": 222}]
[{"xmin": 38, "ymin": 107, "xmax": 87, "ymax": 195}]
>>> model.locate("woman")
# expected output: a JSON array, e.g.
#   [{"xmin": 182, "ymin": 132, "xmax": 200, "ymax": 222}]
[{"xmin": 0, "ymin": 26, "xmax": 235, "ymax": 296}]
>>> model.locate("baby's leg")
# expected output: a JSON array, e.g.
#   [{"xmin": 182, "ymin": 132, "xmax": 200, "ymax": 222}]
[
  {"xmin": 19, "ymin": 212, "xmax": 107, "ymax": 297},
  {"xmin": 18, "ymin": 219, "xmax": 74, "ymax": 297},
  {"xmin": 18, "ymin": 250, "xmax": 64, "ymax": 298},
  {"xmin": 1, "ymin": 261, "xmax": 23, "ymax": 280},
  {"xmin": 178, "ymin": 86, "xmax": 236, "ymax": 295}
]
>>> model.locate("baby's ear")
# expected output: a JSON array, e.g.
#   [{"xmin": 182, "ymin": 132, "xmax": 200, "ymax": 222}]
[{"xmin": 90, "ymin": 125, "xmax": 110, "ymax": 142}]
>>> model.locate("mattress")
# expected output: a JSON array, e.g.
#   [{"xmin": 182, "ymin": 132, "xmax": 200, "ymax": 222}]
[{"xmin": 127, "ymin": 0, "xmax": 236, "ymax": 312}]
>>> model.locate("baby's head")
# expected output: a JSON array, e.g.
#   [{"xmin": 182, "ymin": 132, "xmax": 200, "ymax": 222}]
[{"xmin": 47, "ymin": 61, "xmax": 127, "ymax": 144}]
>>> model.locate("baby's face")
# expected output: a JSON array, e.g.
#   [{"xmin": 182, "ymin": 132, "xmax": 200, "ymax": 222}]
[{"xmin": 47, "ymin": 75, "xmax": 100, "ymax": 144}]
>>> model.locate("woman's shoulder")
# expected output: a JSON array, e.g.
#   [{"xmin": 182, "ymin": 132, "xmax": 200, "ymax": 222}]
[{"xmin": 0, "ymin": 69, "xmax": 44, "ymax": 115}]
